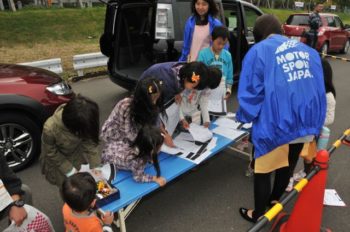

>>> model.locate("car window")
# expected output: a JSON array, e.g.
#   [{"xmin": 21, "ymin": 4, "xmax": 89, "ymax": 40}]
[
  {"xmin": 327, "ymin": 17, "xmax": 336, "ymax": 27},
  {"xmin": 224, "ymin": 7, "xmax": 239, "ymax": 32},
  {"xmin": 286, "ymin": 15, "xmax": 309, "ymax": 26},
  {"xmin": 243, "ymin": 6, "xmax": 261, "ymax": 40},
  {"xmin": 334, "ymin": 17, "xmax": 343, "ymax": 28}
]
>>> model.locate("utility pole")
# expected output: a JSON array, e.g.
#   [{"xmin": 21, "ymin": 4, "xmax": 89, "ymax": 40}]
[
  {"xmin": 7, "ymin": 0, "xmax": 16, "ymax": 11},
  {"xmin": 0, "ymin": 0, "xmax": 4, "ymax": 10}
]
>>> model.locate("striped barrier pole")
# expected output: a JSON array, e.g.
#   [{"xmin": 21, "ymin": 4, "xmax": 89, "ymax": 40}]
[
  {"xmin": 247, "ymin": 128, "xmax": 350, "ymax": 232},
  {"xmin": 321, "ymin": 53, "xmax": 350, "ymax": 62}
]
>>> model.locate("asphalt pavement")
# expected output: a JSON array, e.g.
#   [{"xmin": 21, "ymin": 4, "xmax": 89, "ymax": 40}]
[{"xmin": 1, "ymin": 53, "xmax": 349, "ymax": 232}]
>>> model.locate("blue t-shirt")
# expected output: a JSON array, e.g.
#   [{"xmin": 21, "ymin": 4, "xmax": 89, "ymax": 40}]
[
  {"xmin": 236, "ymin": 35, "xmax": 326, "ymax": 158},
  {"xmin": 197, "ymin": 47, "xmax": 234, "ymax": 86}
]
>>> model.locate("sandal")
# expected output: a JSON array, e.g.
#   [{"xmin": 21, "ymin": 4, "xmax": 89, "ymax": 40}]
[{"xmin": 239, "ymin": 207, "xmax": 257, "ymax": 223}]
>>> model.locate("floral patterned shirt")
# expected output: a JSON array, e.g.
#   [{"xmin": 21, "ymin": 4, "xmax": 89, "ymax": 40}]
[{"xmin": 101, "ymin": 98, "xmax": 153, "ymax": 182}]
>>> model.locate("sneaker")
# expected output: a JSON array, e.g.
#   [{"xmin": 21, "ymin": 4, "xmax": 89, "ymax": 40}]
[
  {"xmin": 245, "ymin": 166, "xmax": 254, "ymax": 177},
  {"xmin": 293, "ymin": 170, "xmax": 306, "ymax": 182},
  {"xmin": 285, "ymin": 177, "xmax": 294, "ymax": 192}
]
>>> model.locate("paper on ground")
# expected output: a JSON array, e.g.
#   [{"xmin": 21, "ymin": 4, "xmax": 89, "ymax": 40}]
[
  {"xmin": 188, "ymin": 123, "xmax": 213, "ymax": 143},
  {"xmin": 212, "ymin": 126, "xmax": 246, "ymax": 140},
  {"xmin": 160, "ymin": 102, "xmax": 180, "ymax": 136},
  {"xmin": 324, "ymin": 189, "xmax": 346, "ymax": 207}
]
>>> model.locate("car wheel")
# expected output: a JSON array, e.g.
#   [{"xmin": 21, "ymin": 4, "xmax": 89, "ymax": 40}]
[
  {"xmin": 0, "ymin": 113, "xmax": 40, "ymax": 171},
  {"xmin": 340, "ymin": 40, "xmax": 350, "ymax": 54},
  {"xmin": 321, "ymin": 42, "xmax": 328, "ymax": 55}
]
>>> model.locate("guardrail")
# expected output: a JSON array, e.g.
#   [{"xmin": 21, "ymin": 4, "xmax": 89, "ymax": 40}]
[
  {"xmin": 18, "ymin": 58, "xmax": 63, "ymax": 74},
  {"xmin": 73, "ymin": 52, "xmax": 108, "ymax": 77}
]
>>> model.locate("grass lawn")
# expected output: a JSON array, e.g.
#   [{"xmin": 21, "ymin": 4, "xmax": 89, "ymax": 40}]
[
  {"xmin": 262, "ymin": 7, "xmax": 350, "ymax": 24},
  {"xmin": 0, "ymin": 6, "xmax": 349, "ymax": 77},
  {"xmin": 0, "ymin": 7, "xmax": 105, "ymax": 77}
]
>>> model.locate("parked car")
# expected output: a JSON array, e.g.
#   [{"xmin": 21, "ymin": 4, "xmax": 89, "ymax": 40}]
[
  {"xmin": 100, "ymin": 0, "xmax": 263, "ymax": 90},
  {"xmin": 283, "ymin": 13, "xmax": 350, "ymax": 54},
  {"xmin": 0, "ymin": 64, "xmax": 74, "ymax": 171}
]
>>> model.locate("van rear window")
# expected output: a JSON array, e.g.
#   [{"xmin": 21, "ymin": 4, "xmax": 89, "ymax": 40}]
[{"xmin": 286, "ymin": 15, "xmax": 309, "ymax": 26}]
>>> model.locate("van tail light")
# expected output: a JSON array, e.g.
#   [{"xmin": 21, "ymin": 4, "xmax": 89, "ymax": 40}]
[{"xmin": 155, "ymin": 4, "xmax": 174, "ymax": 40}]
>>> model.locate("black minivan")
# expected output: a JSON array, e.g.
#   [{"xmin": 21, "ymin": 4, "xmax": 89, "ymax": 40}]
[{"xmin": 100, "ymin": 0, "xmax": 263, "ymax": 90}]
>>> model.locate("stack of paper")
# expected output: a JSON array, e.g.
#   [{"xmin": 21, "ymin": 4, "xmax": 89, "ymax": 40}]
[
  {"xmin": 160, "ymin": 102, "xmax": 180, "ymax": 136},
  {"xmin": 213, "ymin": 117, "xmax": 241, "ymax": 129},
  {"xmin": 188, "ymin": 123, "xmax": 213, "ymax": 143},
  {"xmin": 211, "ymin": 126, "xmax": 246, "ymax": 140}
]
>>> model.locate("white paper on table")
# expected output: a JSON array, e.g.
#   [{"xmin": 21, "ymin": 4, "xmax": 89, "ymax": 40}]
[
  {"xmin": 176, "ymin": 132, "xmax": 195, "ymax": 142},
  {"xmin": 173, "ymin": 137, "xmax": 200, "ymax": 152},
  {"xmin": 206, "ymin": 137, "xmax": 218, "ymax": 151},
  {"xmin": 323, "ymin": 189, "xmax": 346, "ymax": 207},
  {"xmin": 188, "ymin": 123, "xmax": 213, "ymax": 143},
  {"xmin": 213, "ymin": 117, "xmax": 241, "ymax": 129},
  {"xmin": 212, "ymin": 126, "xmax": 246, "ymax": 140},
  {"xmin": 189, "ymin": 150, "xmax": 212, "ymax": 164},
  {"xmin": 79, "ymin": 164, "xmax": 115, "ymax": 182},
  {"xmin": 161, "ymin": 144, "xmax": 184, "ymax": 155},
  {"xmin": 160, "ymin": 102, "xmax": 180, "ymax": 136},
  {"xmin": 243, "ymin": 122, "xmax": 253, "ymax": 129},
  {"xmin": 208, "ymin": 78, "xmax": 227, "ymax": 114},
  {"xmin": 180, "ymin": 137, "xmax": 218, "ymax": 164}
]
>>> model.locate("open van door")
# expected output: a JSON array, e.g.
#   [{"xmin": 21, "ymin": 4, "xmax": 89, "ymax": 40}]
[
  {"xmin": 222, "ymin": 0, "xmax": 262, "ymax": 83},
  {"xmin": 101, "ymin": 0, "xmax": 156, "ymax": 90}
]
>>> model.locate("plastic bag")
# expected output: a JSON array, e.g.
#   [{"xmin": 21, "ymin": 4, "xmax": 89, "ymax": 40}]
[{"xmin": 3, "ymin": 204, "xmax": 55, "ymax": 232}]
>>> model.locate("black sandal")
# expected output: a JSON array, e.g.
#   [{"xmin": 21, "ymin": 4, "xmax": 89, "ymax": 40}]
[{"xmin": 239, "ymin": 207, "xmax": 257, "ymax": 223}]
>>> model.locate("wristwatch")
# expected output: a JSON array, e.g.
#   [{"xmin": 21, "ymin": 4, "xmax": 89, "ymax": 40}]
[{"xmin": 10, "ymin": 199, "xmax": 25, "ymax": 208}]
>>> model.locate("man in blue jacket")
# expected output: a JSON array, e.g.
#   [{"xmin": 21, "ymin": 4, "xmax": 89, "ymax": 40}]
[{"xmin": 236, "ymin": 14, "xmax": 326, "ymax": 223}]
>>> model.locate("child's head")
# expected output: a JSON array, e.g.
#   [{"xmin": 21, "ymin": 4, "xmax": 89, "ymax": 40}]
[
  {"xmin": 191, "ymin": 0, "xmax": 218, "ymax": 18},
  {"xmin": 253, "ymin": 14, "xmax": 282, "ymax": 43},
  {"xmin": 211, "ymin": 26, "xmax": 229, "ymax": 54},
  {"xmin": 207, "ymin": 66, "xmax": 222, "ymax": 89},
  {"xmin": 133, "ymin": 125, "xmax": 164, "ymax": 177},
  {"xmin": 62, "ymin": 95, "xmax": 99, "ymax": 144},
  {"xmin": 61, "ymin": 172, "xmax": 97, "ymax": 212},
  {"xmin": 179, "ymin": 61, "xmax": 209, "ymax": 90},
  {"xmin": 131, "ymin": 77, "xmax": 165, "ymax": 126},
  {"xmin": 321, "ymin": 58, "xmax": 336, "ymax": 98}
]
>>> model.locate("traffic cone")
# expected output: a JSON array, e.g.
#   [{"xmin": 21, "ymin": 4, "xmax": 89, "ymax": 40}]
[{"xmin": 279, "ymin": 150, "xmax": 330, "ymax": 232}]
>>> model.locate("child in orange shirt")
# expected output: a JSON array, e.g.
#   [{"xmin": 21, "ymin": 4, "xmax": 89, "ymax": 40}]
[{"xmin": 61, "ymin": 172, "xmax": 114, "ymax": 232}]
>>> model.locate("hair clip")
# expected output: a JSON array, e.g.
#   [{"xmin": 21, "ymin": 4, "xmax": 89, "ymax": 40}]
[
  {"xmin": 191, "ymin": 72, "xmax": 200, "ymax": 83},
  {"xmin": 148, "ymin": 85, "xmax": 153, "ymax": 94}
]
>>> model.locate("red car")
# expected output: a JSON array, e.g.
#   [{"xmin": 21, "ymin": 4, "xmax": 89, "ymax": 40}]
[
  {"xmin": 0, "ymin": 64, "xmax": 74, "ymax": 171},
  {"xmin": 283, "ymin": 13, "xmax": 350, "ymax": 54}
]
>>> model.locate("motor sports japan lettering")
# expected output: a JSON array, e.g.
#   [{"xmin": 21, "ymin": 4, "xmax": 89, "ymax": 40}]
[{"xmin": 275, "ymin": 40, "xmax": 313, "ymax": 82}]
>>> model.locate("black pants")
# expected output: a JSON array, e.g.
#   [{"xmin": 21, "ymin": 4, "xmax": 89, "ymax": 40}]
[
  {"xmin": 252, "ymin": 143, "xmax": 304, "ymax": 219},
  {"xmin": 306, "ymin": 31, "xmax": 318, "ymax": 49}
]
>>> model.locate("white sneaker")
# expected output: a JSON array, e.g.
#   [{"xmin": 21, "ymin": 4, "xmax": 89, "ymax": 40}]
[
  {"xmin": 293, "ymin": 170, "xmax": 306, "ymax": 182},
  {"xmin": 285, "ymin": 177, "xmax": 294, "ymax": 192}
]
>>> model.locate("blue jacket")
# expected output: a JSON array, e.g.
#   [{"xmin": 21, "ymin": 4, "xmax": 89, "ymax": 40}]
[
  {"xmin": 197, "ymin": 47, "xmax": 234, "ymax": 86},
  {"xmin": 179, "ymin": 15, "xmax": 223, "ymax": 62},
  {"xmin": 139, "ymin": 62, "xmax": 184, "ymax": 104},
  {"xmin": 236, "ymin": 35, "xmax": 326, "ymax": 158}
]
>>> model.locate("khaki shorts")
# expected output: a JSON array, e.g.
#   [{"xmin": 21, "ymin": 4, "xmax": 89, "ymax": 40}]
[{"xmin": 254, "ymin": 144, "xmax": 290, "ymax": 174}]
